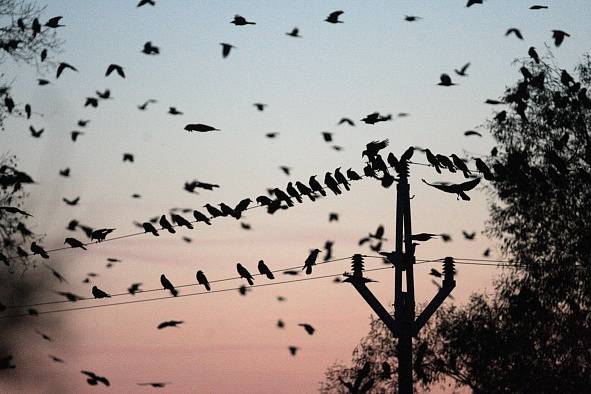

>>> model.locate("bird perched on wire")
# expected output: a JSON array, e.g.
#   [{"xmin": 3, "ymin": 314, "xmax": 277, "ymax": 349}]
[
  {"xmin": 64, "ymin": 237, "xmax": 87, "ymax": 250},
  {"xmin": 128, "ymin": 283, "xmax": 142, "ymax": 295},
  {"xmin": 450, "ymin": 154, "xmax": 471, "ymax": 178},
  {"xmin": 196, "ymin": 270, "xmax": 211, "ymax": 291},
  {"xmin": 171, "ymin": 213, "xmax": 193, "ymax": 229},
  {"xmin": 91, "ymin": 286, "xmax": 110, "ymax": 299},
  {"xmin": 362, "ymin": 140, "xmax": 389, "ymax": 160},
  {"xmin": 303, "ymin": 248, "xmax": 321, "ymax": 275},
  {"xmin": 143, "ymin": 222, "xmax": 159, "ymax": 236},
  {"xmin": 237, "ymin": 263, "xmax": 254, "ymax": 285},
  {"xmin": 258, "ymin": 260, "xmax": 275, "ymax": 280},
  {"xmin": 159, "ymin": 215, "xmax": 176, "ymax": 233},
  {"xmin": 160, "ymin": 274, "xmax": 178, "ymax": 296}
]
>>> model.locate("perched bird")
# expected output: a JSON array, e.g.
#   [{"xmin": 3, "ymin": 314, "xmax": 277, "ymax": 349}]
[
  {"xmin": 237, "ymin": 263, "xmax": 254, "ymax": 285},
  {"xmin": 265, "ymin": 132, "xmax": 279, "ymax": 138},
  {"xmin": 450, "ymin": 154, "xmax": 471, "ymax": 178},
  {"xmin": 219, "ymin": 203, "xmax": 236, "ymax": 217},
  {"xmin": 35, "ymin": 329, "xmax": 51, "ymax": 341},
  {"xmin": 184, "ymin": 123, "xmax": 219, "ymax": 132},
  {"xmin": 303, "ymin": 249, "xmax": 321, "ymax": 275},
  {"xmin": 324, "ymin": 172, "xmax": 342, "ymax": 195},
  {"xmin": 552, "ymin": 30, "xmax": 570, "ymax": 47},
  {"xmin": 474, "ymin": 158, "xmax": 495, "ymax": 180},
  {"xmin": 309, "ymin": 176, "xmax": 326, "ymax": 196},
  {"xmin": 258, "ymin": 260, "xmax": 275, "ymax": 280},
  {"xmin": 220, "ymin": 43, "xmax": 235, "ymax": 58},
  {"xmin": 81, "ymin": 371, "xmax": 110, "ymax": 386},
  {"xmin": 528, "ymin": 47, "xmax": 540, "ymax": 63},
  {"xmin": 483, "ymin": 248, "xmax": 491, "ymax": 257},
  {"xmin": 171, "ymin": 213, "xmax": 194, "ymax": 229},
  {"xmin": 91, "ymin": 286, "xmax": 110, "ymax": 299},
  {"xmin": 56, "ymin": 62, "xmax": 77, "ymax": 78},
  {"xmin": 286, "ymin": 182, "xmax": 303, "ymax": 203},
  {"xmin": 204, "ymin": 204, "xmax": 224, "ymax": 218},
  {"xmin": 346, "ymin": 168, "xmax": 362, "ymax": 181},
  {"xmin": 505, "ymin": 28, "xmax": 523, "ymax": 40},
  {"xmin": 105, "ymin": 64, "xmax": 125, "ymax": 78},
  {"xmin": 295, "ymin": 181, "xmax": 315, "ymax": 202},
  {"xmin": 231, "ymin": 15, "xmax": 256, "ymax": 25},
  {"xmin": 286, "ymin": 28, "xmax": 301, "ymax": 38},
  {"xmin": 196, "ymin": 270, "xmax": 211, "ymax": 291},
  {"xmin": 454, "ymin": 62, "xmax": 470, "ymax": 76},
  {"xmin": 193, "ymin": 210, "xmax": 212, "ymax": 225},
  {"xmin": 142, "ymin": 41, "xmax": 159, "ymax": 55},
  {"xmin": 298, "ymin": 323, "xmax": 315, "ymax": 335},
  {"xmin": 435, "ymin": 154, "xmax": 456, "ymax": 172},
  {"xmin": 143, "ymin": 222, "xmax": 159, "ymax": 236},
  {"xmin": 334, "ymin": 168, "xmax": 350, "ymax": 191},
  {"xmin": 421, "ymin": 177, "xmax": 481, "ymax": 201},
  {"xmin": 272, "ymin": 188, "xmax": 294, "ymax": 207},
  {"xmin": 128, "ymin": 283, "xmax": 142, "ymax": 295},
  {"xmin": 438, "ymin": 73, "xmax": 456, "ymax": 86},
  {"xmin": 31, "ymin": 242, "xmax": 49, "ymax": 258},
  {"xmin": 160, "ymin": 274, "xmax": 178, "ymax": 297},
  {"xmin": 157, "ymin": 320, "xmax": 184, "ymax": 329},
  {"xmin": 159, "ymin": 215, "xmax": 176, "ymax": 233},
  {"xmin": 325, "ymin": 10, "xmax": 344, "ymax": 23},
  {"xmin": 64, "ymin": 237, "xmax": 87, "ymax": 250}
]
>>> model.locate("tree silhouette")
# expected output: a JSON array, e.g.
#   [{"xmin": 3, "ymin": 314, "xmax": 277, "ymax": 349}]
[{"xmin": 321, "ymin": 53, "xmax": 591, "ymax": 393}]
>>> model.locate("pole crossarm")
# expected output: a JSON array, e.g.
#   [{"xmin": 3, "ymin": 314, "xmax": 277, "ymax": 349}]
[
  {"xmin": 346, "ymin": 277, "xmax": 399, "ymax": 336},
  {"xmin": 414, "ymin": 279, "xmax": 455, "ymax": 335}
]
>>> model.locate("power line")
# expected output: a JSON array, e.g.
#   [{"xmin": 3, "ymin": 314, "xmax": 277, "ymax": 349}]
[{"xmin": 0, "ymin": 265, "xmax": 394, "ymax": 320}]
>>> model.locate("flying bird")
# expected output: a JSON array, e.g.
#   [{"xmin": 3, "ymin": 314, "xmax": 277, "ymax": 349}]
[
  {"xmin": 325, "ymin": 10, "xmax": 344, "ymax": 23},
  {"xmin": 220, "ymin": 43, "xmax": 235, "ymax": 58},
  {"xmin": 438, "ymin": 73, "xmax": 456, "ymax": 86},
  {"xmin": 137, "ymin": 0, "xmax": 155, "ymax": 6},
  {"xmin": 138, "ymin": 383, "xmax": 172, "ymax": 388},
  {"xmin": 231, "ymin": 15, "xmax": 256, "ymax": 25},
  {"xmin": 81, "ymin": 371, "xmax": 110, "ymax": 386},
  {"xmin": 338, "ymin": 117, "xmax": 355, "ymax": 126},
  {"xmin": 530, "ymin": 5, "xmax": 548, "ymax": 9},
  {"xmin": 286, "ymin": 28, "xmax": 301, "ymax": 38},
  {"xmin": 49, "ymin": 355, "xmax": 65, "ymax": 363},
  {"xmin": 288, "ymin": 346, "xmax": 299, "ymax": 356},
  {"xmin": 56, "ymin": 62, "xmax": 77, "ymax": 78},
  {"xmin": 142, "ymin": 41, "xmax": 159, "ymax": 55},
  {"xmin": 105, "ymin": 64, "xmax": 125, "ymax": 78},
  {"xmin": 137, "ymin": 99, "xmax": 157, "ymax": 110},
  {"xmin": 96, "ymin": 89, "xmax": 111, "ymax": 99},
  {"xmin": 253, "ymin": 103, "xmax": 267, "ymax": 111},
  {"xmin": 298, "ymin": 323, "xmax": 315, "ymax": 335},
  {"xmin": 551, "ymin": 30, "xmax": 570, "ymax": 47},
  {"xmin": 71, "ymin": 131, "xmax": 84, "ymax": 142},
  {"xmin": 59, "ymin": 168, "xmax": 70, "ymax": 177},
  {"xmin": 128, "ymin": 283, "xmax": 142, "ymax": 295},
  {"xmin": 404, "ymin": 15, "xmax": 422, "ymax": 22},
  {"xmin": 466, "ymin": 0, "xmax": 483, "ymax": 6},
  {"xmin": 160, "ymin": 274, "xmax": 178, "ymax": 297},
  {"xmin": 258, "ymin": 260, "xmax": 275, "ymax": 280},
  {"xmin": 237, "ymin": 263, "xmax": 254, "ymax": 285},
  {"xmin": 84, "ymin": 97, "xmax": 98, "ymax": 108},
  {"xmin": 63, "ymin": 196, "xmax": 80, "ymax": 206},
  {"xmin": 184, "ymin": 124, "xmax": 219, "ymax": 132},
  {"xmin": 168, "ymin": 107, "xmax": 183, "ymax": 115},
  {"xmin": 196, "ymin": 270, "xmax": 211, "ymax": 291},
  {"xmin": 421, "ymin": 177, "xmax": 481, "ymax": 201},
  {"xmin": 463, "ymin": 230, "xmax": 476, "ymax": 240},
  {"xmin": 464, "ymin": 130, "xmax": 482, "ymax": 137},
  {"xmin": 303, "ymin": 249, "xmax": 321, "ymax": 275},
  {"xmin": 454, "ymin": 63, "xmax": 470, "ymax": 76},
  {"xmin": 157, "ymin": 320, "xmax": 184, "ymax": 329},
  {"xmin": 56, "ymin": 291, "xmax": 84, "ymax": 302},
  {"xmin": 505, "ymin": 28, "xmax": 523, "ymax": 40}
]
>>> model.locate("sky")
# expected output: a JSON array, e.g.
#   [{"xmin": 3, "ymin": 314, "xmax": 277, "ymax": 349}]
[{"xmin": 1, "ymin": 0, "xmax": 590, "ymax": 392}]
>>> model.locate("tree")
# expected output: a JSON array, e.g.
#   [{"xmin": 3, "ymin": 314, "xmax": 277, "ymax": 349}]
[
  {"xmin": 0, "ymin": 0, "xmax": 62, "ymax": 128},
  {"xmin": 321, "ymin": 53, "xmax": 591, "ymax": 393}
]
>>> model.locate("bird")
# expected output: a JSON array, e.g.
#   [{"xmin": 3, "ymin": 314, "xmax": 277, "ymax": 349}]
[
  {"xmin": 438, "ymin": 73, "xmax": 456, "ymax": 86},
  {"xmin": 219, "ymin": 203, "xmax": 236, "ymax": 217},
  {"xmin": 30, "ymin": 242, "xmax": 49, "ymax": 258},
  {"xmin": 231, "ymin": 15, "xmax": 256, "ymax": 26},
  {"xmin": 462, "ymin": 230, "xmax": 476, "ymax": 240},
  {"xmin": 258, "ymin": 260, "xmax": 275, "ymax": 280},
  {"xmin": 184, "ymin": 124, "xmax": 219, "ymax": 132},
  {"xmin": 334, "ymin": 168, "xmax": 350, "ymax": 191},
  {"xmin": 298, "ymin": 323, "xmax": 315, "ymax": 335},
  {"xmin": 324, "ymin": 172, "xmax": 342, "ymax": 195},
  {"xmin": 168, "ymin": 107, "xmax": 183, "ymax": 115},
  {"xmin": 286, "ymin": 182, "xmax": 303, "ymax": 203},
  {"xmin": 253, "ymin": 103, "xmax": 267, "ymax": 111},
  {"xmin": 171, "ymin": 213, "xmax": 193, "ymax": 229},
  {"xmin": 63, "ymin": 196, "xmax": 80, "ymax": 206},
  {"xmin": 265, "ymin": 132, "xmax": 279, "ymax": 138},
  {"xmin": 288, "ymin": 346, "xmax": 299, "ymax": 356},
  {"xmin": 160, "ymin": 274, "xmax": 178, "ymax": 296},
  {"xmin": 280, "ymin": 166, "xmax": 291, "ymax": 176},
  {"xmin": 143, "ymin": 222, "xmax": 159, "ymax": 236},
  {"xmin": 59, "ymin": 168, "xmax": 70, "ymax": 177},
  {"xmin": 277, "ymin": 319, "xmax": 285, "ymax": 328},
  {"xmin": 56, "ymin": 291, "xmax": 84, "ymax": 302},
  {"xmin": 220, "ymin": 43, "xmax": 235, "ymax": 58},
  {"xmin": 505, "ymin": 28, "xmax": 523, "ymax": 40},
  {"xmin": 105, "ymin": 64, "xmax": 125, "ymax": 78},
  {"xmin": 528, "ymin": 47, "xmax": 540, "ymax": 63},
  {"xmin": 347, "ymin": 168, "xmax": 362, "ymax": 181},
  {"xmin": 422, "ymin": 177, "xmax": 481, "ymax": 201},
  {"xmin": 464, "ymin": 130, "xmax": 482, "ymax": 137},
  {"xmin": 138, "ymin": 383, "xmax": 172, "ymax": 388},
  {"xmin": 454, "ymin": 63, "xmax": 471, "ymax": 77},
  {"xmin": 71, "ymin": 131, "xmax": 84, "ymax": 142},
  {"xmin": 466, "ymin": 0, "xmax": 483, "ymax": 6},
  {"xmin": 38, "ymin": 79, "xmax": 50, "ymax": 85},
  {"xmin": 303, "ymin": 249, "xmax": 321, "ymax": 275},
  {"xmin": 29, "ymin": 126, "xmax": 44, "ymax": 138},
  {"xmin": 324, "ymin": 240, "xmax": 334, "ymax": 261},
  {"xmin": 137, "ymin": 99, "xmax": 157, "ymax": 110},
  {"xmin": 204, "ymin": 204, "xmax": 224, "ymax": 218},
  {"xmin": 45, "ymin": 16, "xmax": 64, "ymax": 28},
  {"xmin": 237, "ymin": 263, "xmax": 254, "ymax": 285},
  {"xmin": 286, "ymin": 28, "xmax": 301, "ymax": 38},
  {"xmin": 158, "ymin": 215, "xmax": 176, "ymax": 233},
  {"xmin": 411, "ymin": 233, "xmax": 440, "ymax": 242},
  {"xmin": 137, "ymin": 0, "xmax": 155, "ymax": 6},
  {"xmin": 329, "ymin": 213, "xmax": 339, "ymax": 222},
  {"xmin": 474, "ymin": 158, "xmax": 495, "ymax": 180},
  {"xmin": 157, "ymin": 320, "xmax": 184, "ymax": 329},
  {"xmin": 91, "ymin": 286, "xmax": 110, "ymax": 299},
  {"xmin": 35, "ymin": 329, "xmax": 51, "ymax": 341},
  {"xmin": 238, "ymin": 285, "xmax": 250, "ymax": 296},
  {"xmin": 96, "ymin": 89, "xmax": 111, "ymax": 99},
  {"xmin": 81, "ymin": 371, "xmax": 110, "ymax": 386},
  {"xmin": 404, "ymin": 15, "xmax": 422, "ymax": 22},
  {"xmin": 56, "ymin": 62, "xmax": 77, "ymax": 78},
  {"xmin": 142, "ymin": 41, "xmax": 159, "ymax": 55},
  {"xmin": 338, "ymin": 117, "xmax": 355, "ymax": 126},
  {"xmin": 84, "ymin": 97, "xmax": 98, "ymax": 108},
  {"xmin": 64, "ymin": 237, "xmax": 87, "ymax": 250},
  {"xmin": 552, "ymin": 30, "xmax": 570, "ymax": 47},
  {"xmin": 40, "ymin": 49, "xmax": 47, "ymax": 61},
  {"xmin": 321, "ymin": 132, "xmax": 332, "ymax": 142},
  {"xmin": 325, "ymin": 10, "xmax": 344, "ymax": 24},
  {"xmin": 362, "ymin": 140, "xmax": 389, "ymax": 159},
  {"xmin": 272, "ymin": 188, "xmax": 294, "ymax": 207},
  {"xmin": 370, "ymin": 225, "xmax": 386, "ymax": 241},
  {"xmin": 361, "ymin": 112, "xmax": 392, "ymax": 124},
  {"xmin": 429, "ymin": 268, "xmax": 442, "ymax": 278},
  {"xmin": 530, "ymin": 5, "xmax": 548, "ymax": 10},
  {"xmin": 450, "ymin": 154, "xmax": 471, "ymax": 178},
  {"xmin": 128, "ymin": 283, "xmax": 142, "ymax": 295},
  {"xmin": 193, "ymin": 210, "xmax": 212, "ymax": 225},
  {"xmin": 49, "ymin": 355, "xmax": 65, "ymax": 363},
  {"xmin": 196, "ymin": 270, "xmax": 211, "ymax": 291},
  {"xmin": 295, "ymin": 181, "xmax": 315, "ymax": 202},
  {"xmin": 483, "ymin": 248, "xmax": 491, "ymax": 257},
  {"xmin": 24, "ymin": 104, "xmax": 31, "ymax": 119},
  {"xmin": 308, "ymin": 176, "xmax": 327, "ymax": 197}
]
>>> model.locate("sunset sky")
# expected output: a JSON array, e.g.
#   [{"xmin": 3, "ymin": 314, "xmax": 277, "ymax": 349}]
[{"xmin": 1, "ymin": 0, "xmax": 590, "ymax": 392}]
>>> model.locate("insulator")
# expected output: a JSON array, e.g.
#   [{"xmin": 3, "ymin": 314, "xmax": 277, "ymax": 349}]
[
  {"xmin": 442, "ymin": 257, "xmax": 456, "ymax": 279},
  {"xmin": 351, "ymin": 254, "xmax": 365, "ymax": 276}
]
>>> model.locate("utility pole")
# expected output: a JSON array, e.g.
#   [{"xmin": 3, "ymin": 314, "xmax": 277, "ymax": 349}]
[{"xmin": 345, "ymin": 157, "xmax": 456, "ymax": 394}]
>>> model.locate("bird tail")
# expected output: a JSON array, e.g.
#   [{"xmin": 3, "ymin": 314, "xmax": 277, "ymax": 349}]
[
  {"xmin": 295, "ymin": 194, "xmax": 303, "ymax": 203},
  {"xmin": 267, "ymin": 272, "xmax": 275, "ymax": 280},
  {"xmin": 204, "ymin": 282, "xmax": 211, "ymax": 291},
  {"xmin": 304, "ymin": 265, "xmax": 312, "ymax": 275},
  {"xmin": 247, "ymin": 277, "xmax": 254, "ymax": 286},
  {"xmin": 171, "ymin": 288, "xmax": 178, "ymax": 297}
]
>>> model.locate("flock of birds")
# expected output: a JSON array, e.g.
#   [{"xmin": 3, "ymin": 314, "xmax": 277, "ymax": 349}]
[{"xmin": 0, "ymin": 0, "xmax": 577, "ymax": 389}]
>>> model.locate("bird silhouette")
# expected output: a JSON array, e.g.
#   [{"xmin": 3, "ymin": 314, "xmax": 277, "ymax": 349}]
[
  {"xmin": 38, "ymin": 79, "xmax": 50, "ymax": 85},
  {"xmin": 92, "ymin": 286, "xmax": 110, "ymax": 299},
  {"xmin": 35, "ymin": 329, "xmax": 51, "ymax": 341},
  {"xmin": 59, "ymin": 168, "xmax": 70, "ymax": 177},
  {"xmin": 334, "ymin": 168, "xmax": 350, "ymax": 191},
  {"xmin": 142, "ymin": 41, "xmax": 159, "ymax": 55},
  {"xmin": 143, "ymin": 222, "xmax": 159, "ymax": 236},
  {"xmin": 435, "ymin": 154, "xmax": 455, "ymax": 172},
  {"xmin": 105, "ymin": 64, "xmax": 125, "ymax": 78},
  {"xmin": 454, "ymin": 62, "xmax": 470, "ymax": 76},
  {"xmin": 464, "ymin": 130, "xmax": 482, "ymax": 137},
  {"xmin": 123, "ymin": 283, "xmax": 142, "ymax": 296},
  {"xmin": 71, "ymin": 131, "xmax": 84, "ymax": 142},
  {"xmin": 28, "ymin": 125, "xmax": 44, "ymax": 138},
  {"xmin": 429, "ymin": 268, "xmax": 442, "ymax": 278},
  {"xmin": 286, "ymin": 28, "xmax": 301, "ymax": 38},
  {"xmin": 450, "ymin": 154, "xmax": 471, "ymax": 178},
  {"xmin": 196, "ymin": 270, "xmax": 211, "ymax": 291},
  {"xmin": 81, "ymin": 371, "xmax": 110, "ymax": 386},
  {"xmin": 160, "ymin": 274, "xmax": 178, "ymax": 296},
  {"xmin": 463, "ymin": 230, "xmax": 476, "ymax": 240},
  {"xmin": 171, "ymin": 213, "xmax": 193, "ymax": 229},
  {"xmin": 49, "ymin": 355, "xmax": 65, "ymax": 363},
  {"xmin": 404, "ymin": 15, "xmax": 422, "ymax": 22},
  {"xmin": 96, "ymin": 89, "xmax": 111, "ymax": 99},
  {"xmin": 24, "ymin": 104, "xmax": 31, "ymax": 119},
  {"xmin": 483, "ymin": 248, "xmax": 491, "ymax": 257},
  {"xmin": 184, "ymin": 124, "xmax": 219, "ymax": 132},
  {"xmin": 253, "ymin": 103, "xmax": 267, "ymax": 111},
  {"xmin": 137, "ymin": 0, "xmax": 155, "ymax": 6},
  {"xmin": 237, "ymin": 263, "xmax": 254, "ymax": 285},
  {"xmin": 84, "ymin": 97, "xmax": 98, "ymax": 108},
  {"xmin": 298, "ymin": 323, "xmax": 315, "ymax": 335},
  {"xmin": 64, "ymin": 237, "xmax": 87, "ymax": 250},
  {"xmin": 362, "ymin": 140, "xmax": 389, "ymax": 159},
  {"xmin": 474, "ymin": 158, "xmax": 495, "ymax": 180},
  {"xmin": 193, "ymin": 210, "xmax": 212, "ymax": 225},
  {"xmin": 277, "ymin": 319, "xmax": 285, "ymax": 328},
  {"xmin": 137, "ymin": 99, "xmax": 157, "ymax": 110},
  {"xmin": 272, "ymin": 188, "xmax": 294, "ymax": 207},
  {"xmin": 324, "ymin": 172, "xmax": 341, "ymax": 195},
  {"xmin": 30, "ymin": 242, "xmax": 49, "ymax": 258},
  {"xmin": 219, "ymin": 203, "xmax": 236, "ymax": 218},
  {"xmin": 168, "ymin": 107, "xmax": 183, "ymax": 115},
  {"xmin": 231, "ymin": 15, "xmax": 256, "ymax": 25},
  {"xmin": 422, "ymin": 177, "xmax": 481, "ymax": 200},
  {"xmin": 204, "ymin": 204, "xmax": 224, "ymax": 218},
  {"xmin": 466, "ymin": 0, "xmax": 483, "ymax": 6},
  {"xmin": 338, "ymin": 117, "xmax": 355, "ymax": 126},
  {"xmin": 438, "ymin": 73, "xmax": 456, "ymax": 86},
  {"xmin": 90, "ymin": 228, "xmax": 115, "ymax": 242},
  {"xmin": 286, "ymin": 182, "xmax": 303, "ymax": 203},
  {"xmin": 265, "ymin": 132, "xmax": 279, "ymax": 138},
  {"xmin": 528, "ymin": 47, "xmax": 540, "ymax": 63},
  {"xmin": 288, "ymin": 346, "xmax": 299, "ymax": 356},
  {"xmin": 138, "ymin": 383, "xmax": 172, "ymax": 388},
  {"xmin": 303, "ymin": 249, "xmax": 321, "ymax": 275},
  {"xmin": 346, "ymin": 168, "xmax": 362, "ymax": 181},
  {"xmin": 328, "ymin": 213, "xmax": 339, "ymax": 222},
  {"xmin": 505, "ymin": 28, "xmax": 523, "ymax": 40},
  {"xmin": 159, "ymin": 215, "xmax": 176, "ymax": 233},
  {"xmin": 530, "ymin": 5, "xmax": 548, "ymax": 9},
  {"xmin": 552, "ymin": 30, "xmax": 570, "ymax": 47},
  {"xmin": 258, "ymin": 260, "xmax": 275, "ymax": 280},
  {"xmin": 412, "ymin": 233, "xmax": 440, "ymax": 242},
  {"xmin": 56, "ymin": 62, "xmax": 77, "ymax": 78},
  {"xmin": 220, "ymin": 43, "xmax": 235, "ymax": 58},
  {"xmin": 295, "ymin": 181, "xmax": 315, "ymax": 202},
  {"xmin": 56, "ymin": 291, "xmax": 84, "ymax": 302},
  {"xmin": 361, "ymin": 112, "xmax": 392, "ymax": 124},
  {"xmin": 325, "ymin": 10, "xmax": 344, "ymax": 23},
  {"xmin": 157, "ymin": 320, "xmax": 184, "ymax": 329},
  {"xmin": 238, "ymin": 285, "xmax": 250, "ymax": 296},
  {"xmin": 323, "ymin": 240, "xmax": 334, "ymax": 261}
]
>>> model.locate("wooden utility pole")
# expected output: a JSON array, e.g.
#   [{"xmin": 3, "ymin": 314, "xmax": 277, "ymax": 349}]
[{"xmin": 345, "ymin": 158, "xmax": 456, "ymax": 394}]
